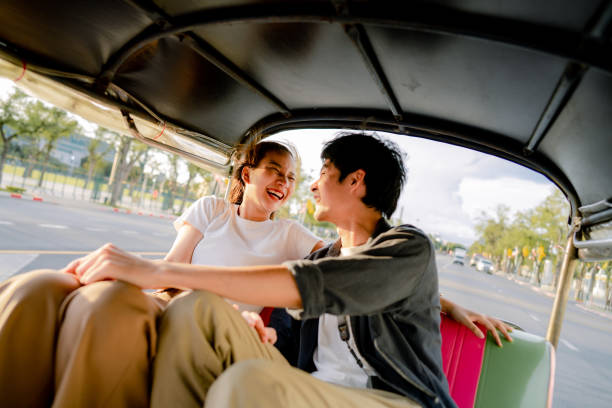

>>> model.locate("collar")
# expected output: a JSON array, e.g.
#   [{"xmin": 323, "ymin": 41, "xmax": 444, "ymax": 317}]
[{"xmin": 329, "ymin": 217, "xmax": 392, "ymax": 257}]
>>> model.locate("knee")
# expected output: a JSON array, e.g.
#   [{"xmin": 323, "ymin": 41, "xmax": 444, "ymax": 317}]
[
  {"xmin": 160, "ymin": 290, "xmax": 226, "ymax": 331},
  {"xmin": 2, "ymin": 270, "xmax": 79, "ymax": 307},
  {"xmin": 207, "ymin": 360, "xmax": 288, "ymax": 406},
  {"xmin": 67, "ymin": 281, "xmax": 153, "ymax": 327}
]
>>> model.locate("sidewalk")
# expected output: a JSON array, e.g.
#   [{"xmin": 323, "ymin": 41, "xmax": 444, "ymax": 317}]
[
  {"xmin": 500, "ymin": 271, "xmax": 612, "ymax": 320},
  {"xmin": 0, "ymin": 189, "xmax": 177, "ymax": 220}
]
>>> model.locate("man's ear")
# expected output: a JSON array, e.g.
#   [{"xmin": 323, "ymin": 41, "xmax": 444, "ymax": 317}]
[
  {"xmin": 241, "ymin": 166, "xmax": 251, "ymax": 184},
  {"xmin": 349, "ymin": 169, "xmax": 366, "ymax": 186}
]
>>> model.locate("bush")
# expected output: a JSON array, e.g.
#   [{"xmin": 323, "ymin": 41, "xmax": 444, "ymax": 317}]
[{"xmin": 5, "ymin": 186, "xmax": 26, "ymax": 194}]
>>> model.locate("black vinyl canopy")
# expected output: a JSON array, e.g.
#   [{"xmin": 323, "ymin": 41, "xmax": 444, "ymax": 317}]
[{"xmin": 0, "ymin": 0, "xmax": 611, "ymax": 236}]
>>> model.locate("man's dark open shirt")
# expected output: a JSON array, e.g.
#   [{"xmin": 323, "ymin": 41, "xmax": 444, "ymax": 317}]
[{"xmin": 269, "ymin": 219, "xmax": 456, "ymax": 408}]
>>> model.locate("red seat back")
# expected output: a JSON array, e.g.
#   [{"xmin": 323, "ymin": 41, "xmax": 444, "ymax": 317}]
[
  {"xmin": 260, "ymin": 306, "xmax": 273, "ymax": 326},
  {"xmin": 440, "ymin": 314, "xmax": 486, "ymax": 408}
]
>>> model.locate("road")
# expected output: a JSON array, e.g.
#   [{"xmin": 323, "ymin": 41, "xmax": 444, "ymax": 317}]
[
  {"xmin": 438, "ymin": 253, "xmax": 612, "ymax": 408},
  {"xmin": 0, "ymin": 195, "xmax": 175, "ymax": 279},
  {"xmin": 1, "ymin": 196, "xmax": 610, "ymax": 406}
]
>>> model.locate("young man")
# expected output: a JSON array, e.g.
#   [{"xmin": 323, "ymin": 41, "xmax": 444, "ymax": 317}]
[{"xmin": 67, "ymin": 133, "xmax": 505, "ymax": 407}]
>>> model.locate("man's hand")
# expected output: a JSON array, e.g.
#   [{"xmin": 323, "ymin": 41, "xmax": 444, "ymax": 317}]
[
  {"xmin": 441, "ymin": 296, "xmax": 513, "ymax": 347},
  {"xmin": 239, "ymin": 309, "xmax": 278, "ymax": 345},
  {"xmin": 61, "ymin": 243, "xmax": 162, "ymax": 288}
]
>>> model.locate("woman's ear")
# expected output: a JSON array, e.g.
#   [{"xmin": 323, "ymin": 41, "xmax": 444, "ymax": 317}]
[{"xmin": 241, "ymin": 166, "xmax": 251, "ymax": 184}]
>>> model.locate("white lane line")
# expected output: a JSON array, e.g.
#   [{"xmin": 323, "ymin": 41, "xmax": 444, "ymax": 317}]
[
  {"xmin": 122, "ymin": 230, "xmax": 138, "ymax": 235},
  {"xmin": 153, "ymin": 232, "xmax": 171, "ymax": 237},
  {"xmin": 86, "ymin": 227, "xmax": 109, "ymax": 232},
  {"xmin": 0, "ymin": 220, "xmax": 14, "ymax": 225},
  {"xmin": 528, "ymin": 313, "xmax": 540, "ymax": 322},
  {"xmin": 38, "ymin": 224, "xmax": 68, "ymax": 229},
  {"xmin": 561, "ymin": 339, "xmax": 579, "ymax": 352}
]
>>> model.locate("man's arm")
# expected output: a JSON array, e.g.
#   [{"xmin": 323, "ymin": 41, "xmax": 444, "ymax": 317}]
[
  {"xmin": 287, "ymin": 226, "xmax": 435, "ymax": 318},
  {"xmin": 63, "ymin": 243, "xmax": 302, "ymax": 308}
]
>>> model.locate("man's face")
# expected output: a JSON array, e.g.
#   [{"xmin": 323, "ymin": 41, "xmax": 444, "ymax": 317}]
[{"xmin": 310, "ymin": 160, "xmax": 350, "ymax": 223}]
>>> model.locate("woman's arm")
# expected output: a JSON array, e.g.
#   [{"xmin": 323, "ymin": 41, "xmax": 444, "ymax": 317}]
[
  {"xmin": 310, "ymin": 240, "xmax": 325, "ymax": 253},
  {"xmin": 164, "ymin": 223, "xmax": 203, "ymax": 263},
  {"xmin": 440, "ymin": 295, "xmax": 513, "ymax": 347}
]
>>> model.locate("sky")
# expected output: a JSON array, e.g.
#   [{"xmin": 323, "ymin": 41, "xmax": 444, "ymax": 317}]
[
  {"xmin": 1, "ymin": 78, "xmax": 558, "ymax": 246},
  {"xmin": 270, "ymin": 129, "xmax": 557, "ymax": 246}
]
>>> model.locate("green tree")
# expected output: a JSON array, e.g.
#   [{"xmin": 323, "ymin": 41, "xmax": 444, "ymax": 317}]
[
  {"xmin": 179, "ymin": 162, "xmax": 206, "ymax": 214},
  {"xmin": 20, "ymin": 101, "xmax": 80, "ymax": 187},
  {"xmin": 0, "ymin": 89, "xmax": 29, "ymax": 186},
  {"xmin": 470, "ymin": 190, "xmax": 570, "ymax": 279},
  {"xmin": 469, "ymin": 205, "xmax": 511, "ymax": 260},
  {"xmin": 161, "ymin": 153, "xmax": 181, "ymax": 211},
  {"xmin": 82, "ymin": 127, "xmax": 113, "ymax": 198},
  {"xmin": 107, "ymin": 130, "xmax": 148, "ymax": 206}
]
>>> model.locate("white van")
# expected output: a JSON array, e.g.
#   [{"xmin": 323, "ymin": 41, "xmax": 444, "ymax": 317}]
[{"xmin": 452, "ymin": 248, "xmax": 466, "ymax": 266}]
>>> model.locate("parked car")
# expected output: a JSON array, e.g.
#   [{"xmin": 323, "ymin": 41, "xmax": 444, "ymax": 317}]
[
  {"xmin": 470, "ymin": 254, "xmax": 482, "ymax": 267},
  {"xmin": 476, "ymin": 259, "xmax": 494, "ymax": 274}
]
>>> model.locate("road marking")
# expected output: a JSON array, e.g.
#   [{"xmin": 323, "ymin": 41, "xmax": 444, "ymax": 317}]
[
  {"xmin": 528, "ymin": 313, "xmax": 540, "ymax": 322},
  {"xmin": 122, "ymin": 230, "xmax": 137, "ymax": 235},
  {"xmin": 561, "ymin": 339, "xmax": 579, "ymax": 352},
  {"xmin": 153, "ymin": 232, "xmax": 171, "ymax": 237},
  {"xmin": 38, "ymin": 224, "xmax": 68, "ymax": 229},
  {"xmin": 0, "ymin": 221, "xmax": 14, "ymax": 225},
  {"xmin": 86, "ymin": 227, "xmax": 108, "ymax": 232},
  {"xmin": 0, "ymin": 250, "xmax": 166, "ymax": 255}
]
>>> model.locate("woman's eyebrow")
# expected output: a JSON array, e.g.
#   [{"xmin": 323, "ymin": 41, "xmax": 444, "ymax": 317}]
[{"xmin": 266, "ymin": 160, "xmax": 282, "ymax": 168}]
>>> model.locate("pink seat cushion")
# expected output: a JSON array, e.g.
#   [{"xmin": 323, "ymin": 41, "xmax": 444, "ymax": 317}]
[{"xmin": 440, "ymin": 314, "xmax": 487, "ymax": 408}]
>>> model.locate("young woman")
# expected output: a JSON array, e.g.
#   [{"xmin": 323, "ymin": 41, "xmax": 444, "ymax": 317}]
[{"xmin": 0, "ymin": 140, "xmax": 323, "ymax": 408}]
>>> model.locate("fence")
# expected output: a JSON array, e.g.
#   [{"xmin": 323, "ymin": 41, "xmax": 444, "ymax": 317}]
[{"xmin": 0, "ymin": 156, "xmax": 196, "ymax": 214}]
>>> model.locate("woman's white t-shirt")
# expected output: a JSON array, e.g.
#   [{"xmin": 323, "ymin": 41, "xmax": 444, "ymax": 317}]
[{"xmin": 174, "ymin": 196, "xmax": 321, "ymax": 313}]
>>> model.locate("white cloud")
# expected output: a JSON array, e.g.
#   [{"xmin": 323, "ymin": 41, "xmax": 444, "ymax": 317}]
[
  {"xmin": 270, "ymin": 130, "xmax": 560, "ymax": 246},
  {"xmin": 459, "ymin": 177, "xmax": 555, "ymax": 220}
]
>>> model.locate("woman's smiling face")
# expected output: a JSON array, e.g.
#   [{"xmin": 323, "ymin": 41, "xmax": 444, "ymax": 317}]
[{"xmin": 241, "ymin": 150, "xmax": 297, "ymax": 217}]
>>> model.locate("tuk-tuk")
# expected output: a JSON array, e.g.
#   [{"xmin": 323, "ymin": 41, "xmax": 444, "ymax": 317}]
[{"xmin": 0, "ymin": 1, "xmax": 610, "ymax": 406}]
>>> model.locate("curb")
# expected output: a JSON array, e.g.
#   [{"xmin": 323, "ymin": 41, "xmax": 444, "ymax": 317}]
[
  {"xmin": 110, "ymin": 207, "xmax": 176, "ymax": 220},
  {"xmin": 9, "ymin": 193, "xmax": 43, "ymax": 202}
]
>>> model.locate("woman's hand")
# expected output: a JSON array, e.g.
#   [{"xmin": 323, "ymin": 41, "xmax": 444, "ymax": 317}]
[
  {"xmin": 239, "ymin": 309, "xmax": 278, "ymax": 345},
  {"xmin": 441, "ymin": 296, "xmax": 513, "ymax": 347},
  {"xmin": 61, "ymin": 243, "xmax": 163, "ymax": 288}
]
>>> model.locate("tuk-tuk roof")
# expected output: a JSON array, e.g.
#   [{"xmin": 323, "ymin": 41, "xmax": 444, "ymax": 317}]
[{"xmin": 0, "ymin": 0, "xmax": 611, "ymax": 233}]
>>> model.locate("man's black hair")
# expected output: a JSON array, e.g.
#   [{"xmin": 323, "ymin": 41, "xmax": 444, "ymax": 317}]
[{"xmin": 321, "ymin": 133, "xmax": 406, "ymax": 218}]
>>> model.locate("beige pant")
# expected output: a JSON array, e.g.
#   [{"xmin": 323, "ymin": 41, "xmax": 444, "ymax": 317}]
[
  {"xmin": 152, "ymin": 290, "xmax": 421, "ymax": 408},
  {"xmin": 0, "ymin": 269, "xmax": 166, "ymax": 408}
]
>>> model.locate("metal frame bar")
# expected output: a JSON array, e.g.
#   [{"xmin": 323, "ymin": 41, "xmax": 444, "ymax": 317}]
[
  {"xmin": 244, "ymin": 108, "xmax": 580, "ymax": 214},
  {"xmin": 343, "ymin": 23, "xmax": 403, "ymax": 121},
  {"xmin": 546, "ymin": 224, "xmax": 579, "ymax": 349},
  {"xmin": 524, "ymin": 1, "xmax": 611, "ymax": 154},
  {"xmin": 98, "ymin": 2, "xmax": 612, "ymax": 87},
  {"xmin": 105, "ymin": 0, "xmax": 290, "ymax": 115},
  {"xmin": 524, "ymin": 63, "xmax": 587, "ymax": 154},
  {"xmin": 121, "ymin": 109, "xmax": 230, "ymax": 173}
]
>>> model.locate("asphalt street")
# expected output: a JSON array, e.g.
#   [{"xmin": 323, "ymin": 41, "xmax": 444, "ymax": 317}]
[
  {"xmin": 438, "ymin": 253, "xmax": 612, "ymax": 408},
  {"xmin": 0, "ymin": 194, "xmax": 175, "ymax": 278}
]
